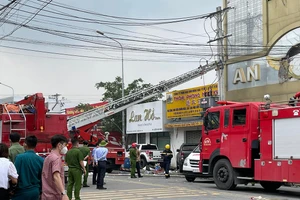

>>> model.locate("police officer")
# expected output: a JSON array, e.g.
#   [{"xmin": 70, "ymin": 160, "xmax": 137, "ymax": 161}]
[
  {"xmin": 129, "ymin": 143, "xmax": 137, "ymax": 178},
  {"xmin": 161, "ymin": 144, "xmax": 173, "ymax": 179}
]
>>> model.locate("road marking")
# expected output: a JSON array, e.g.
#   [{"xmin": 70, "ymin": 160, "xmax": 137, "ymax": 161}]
[{"xmin": 81, "ymin": 187, "xmax": 218, "ymax": 200}]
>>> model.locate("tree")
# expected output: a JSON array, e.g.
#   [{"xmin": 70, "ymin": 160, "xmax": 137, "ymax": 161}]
[
  {"xmin": 95, "ymin": 76, "xmax": 162, "ymax": 136},
  {"xmin": 75, "ymin": 103, "xmax": 94, "ymax": 112}
]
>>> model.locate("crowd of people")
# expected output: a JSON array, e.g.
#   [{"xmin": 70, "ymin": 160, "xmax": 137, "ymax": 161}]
[
  {"xmin": 0, "ymin": 132, "xmax": 174, "ymax": 200},
  {"xmin": 0, "ymin": 132, "xmax": 100, "ymax": 200}
]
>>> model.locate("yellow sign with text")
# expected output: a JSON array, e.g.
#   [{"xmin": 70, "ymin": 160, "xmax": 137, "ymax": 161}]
[{"xmin": 166, "ymin": 83, "xmax": 218, "ymax": 119}]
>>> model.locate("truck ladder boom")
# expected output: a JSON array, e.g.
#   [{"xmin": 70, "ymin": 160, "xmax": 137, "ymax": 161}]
[{"xmin": 67, "ymin": 62, "xmax": 221, "ymax": 130}]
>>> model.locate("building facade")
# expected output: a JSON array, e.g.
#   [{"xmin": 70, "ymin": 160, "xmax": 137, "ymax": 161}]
[
  {"xmin": 223, "ymin": 0, "xmax": 300, "ymax": 102},
  {"xmin": 126, "ymin": 100, "xmax": 171, "ymax": 151}
]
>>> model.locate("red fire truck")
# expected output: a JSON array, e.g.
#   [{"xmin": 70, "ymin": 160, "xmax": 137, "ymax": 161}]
[
  {"xmin": 199, "ymin": 92, "xmax": 300, "ymax": 191},
  {"xmin": 0, "ymin": 93, "xmax": 124, "ymax": 172}
]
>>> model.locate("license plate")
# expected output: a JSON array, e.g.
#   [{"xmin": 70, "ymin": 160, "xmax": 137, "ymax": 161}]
[{"xmin": 193, "ymin": 168, "xmax": 200, "ymax": 173}]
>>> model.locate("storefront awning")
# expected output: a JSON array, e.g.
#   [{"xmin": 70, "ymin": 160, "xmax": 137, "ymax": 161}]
[{"xmin": 164, "ymin": 119, "xmax": 203, "ymax": 128}]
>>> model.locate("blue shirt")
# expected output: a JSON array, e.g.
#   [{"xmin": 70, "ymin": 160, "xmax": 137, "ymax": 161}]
[
  {"xmin": 94, "ymin": 147, "xmax": 108, "ymax": 162},
  {"xmin": 92, "ymin": 147, "xmax": 98, "ymax": 163}
]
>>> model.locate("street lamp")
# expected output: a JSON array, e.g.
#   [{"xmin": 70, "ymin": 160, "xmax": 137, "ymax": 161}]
[
  {"xmin": 0, "ymin": 82, "xmax": 14, "ymax": 103},
  {"xmin": 96, "ymin": 30, "xmax": 126, "ymax": 149}
]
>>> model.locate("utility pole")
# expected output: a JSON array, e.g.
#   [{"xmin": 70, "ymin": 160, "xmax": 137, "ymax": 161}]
[
  {"xmin": 207, "ymin": 6, "xmax": 233, "ymax": 101},
  {"xmin": 49, "ymin": 93, "xmax": 61, "ymax": 111},
  {"xmin": 216, "ymin": 6, "xmax": 224, "ymax": 101}
]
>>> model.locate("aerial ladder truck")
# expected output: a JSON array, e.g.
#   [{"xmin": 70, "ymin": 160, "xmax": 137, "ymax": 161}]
[{"xmin": 0, "ymin": 61, "xmax": 221, "ymax": 171}]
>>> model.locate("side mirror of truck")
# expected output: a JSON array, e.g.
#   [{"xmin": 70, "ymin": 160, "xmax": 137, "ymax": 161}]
[{"xmin": 203, "ymin": 115, "xmax": 209, "ymax": 134}]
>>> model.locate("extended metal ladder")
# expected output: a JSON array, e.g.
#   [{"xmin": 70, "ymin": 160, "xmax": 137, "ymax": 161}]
[
  {"xmin": 3, "ymin": 104, "xmax": 27, "ymax": 138},
  {"xmin": 67, "ymin": 61, "xmax": 221, "ymax": 130}
]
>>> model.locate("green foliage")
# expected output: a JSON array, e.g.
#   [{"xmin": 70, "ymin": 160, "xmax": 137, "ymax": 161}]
[
  {"xmin": 75, "ymin": 103, "xmax": 94, "ymax": 112},
  {"xmin": 95, "ymin": 76, "xmax": 162, "ymax": 133}
]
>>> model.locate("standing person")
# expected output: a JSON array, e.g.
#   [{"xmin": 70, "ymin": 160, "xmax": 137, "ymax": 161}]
[
  {"xmin": 8, "ymin": 132, "xmax": 25, "ymax": 163},
  {"xmin": 65, "ymin": 139, "xmax": 86, "ymax": 200},
  {"xmin": 161, "ymin": 144, "xmax": 173, "ymax": 179},
  {"xmin": 94, "ymin": 140, "xmax": 108, "ymax": 190},
  {"xmin": 79, "ymin": 140, "xmax": 90, "ymax": 187},
  {"xmin": 129, "ymin": 143, "xmax": 137, "ymax": 178},
  {"xmin": 0, "ymin": 143, "xmax": 18, "ymax": 200},
  {"xmin": 91, "ymin": 142, "xmax": 99, "ymax": 185},
  {"xmin": 135, "ymin": 144, "xmax": 143, "ymax": 178},
  {"xmin": 12, "ymin": 135, "xmax": 44, "ymax": 200},
  {"xmin": 41, "ymin": 135, "xmax": 69, "ymax": 200}
]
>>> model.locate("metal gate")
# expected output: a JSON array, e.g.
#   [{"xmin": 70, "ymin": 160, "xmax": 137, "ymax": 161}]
[{"xmin": 185, "ymin": 130, "xmax": 201, "ymax": 143}]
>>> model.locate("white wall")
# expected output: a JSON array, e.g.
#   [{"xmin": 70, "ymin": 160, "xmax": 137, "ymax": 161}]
[
  {"xmin": 170, "ymin": 127, "xmax": 185, "ymax": 168},
  {"xmin": 169, "ymin": 126, "xmax": 201, "ymax": 168}
]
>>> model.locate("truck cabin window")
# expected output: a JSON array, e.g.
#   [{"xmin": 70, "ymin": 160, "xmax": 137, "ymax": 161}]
[
  {"xmin": 206, "ymin": 111, "xmax": 220, "ymax": 130},
  {"xmin": 233, "ymin": 109, "xmax": 246, "ymax": 126}
]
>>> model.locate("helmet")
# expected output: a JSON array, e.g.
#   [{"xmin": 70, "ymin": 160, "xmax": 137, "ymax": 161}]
[
  {"xmin": 165, "ymin": 144, "xmax": 170, "ymax": 149},
  {"xmin": 132, "ymin": 143, "xmax": 137, "ymax": 148}
]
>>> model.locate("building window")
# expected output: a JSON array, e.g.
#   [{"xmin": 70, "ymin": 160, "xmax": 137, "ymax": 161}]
[
  {"xmin": 126, "ymin": 134, "xmax": 136, "ymax": 148},
  {"xmin": 150, "ymin": 132, "xmax": 170, "ymax": 150},
  {"xmin": 138, "ymin": 133, "xmax": 146, "ymax": 144}
]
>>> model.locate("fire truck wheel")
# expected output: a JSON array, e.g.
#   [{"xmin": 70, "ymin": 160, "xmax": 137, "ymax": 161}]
[
  {"xmin": 213, "ymin": 159, "xmax": 237, "ymax": 190},
  {"xmin": 260, "ymin": 181, "xmax": 281, "ymax": 191}
]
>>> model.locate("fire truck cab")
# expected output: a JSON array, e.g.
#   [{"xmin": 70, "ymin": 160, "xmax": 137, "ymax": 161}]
[{"xmin": 199, "ymin": 93, "xmax": 300, "ymax": 191}]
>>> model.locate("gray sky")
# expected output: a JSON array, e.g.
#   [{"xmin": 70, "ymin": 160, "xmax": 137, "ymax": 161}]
[{"xmin": 0, "ymin": 0, "xmax": 222, "ymax": 107}]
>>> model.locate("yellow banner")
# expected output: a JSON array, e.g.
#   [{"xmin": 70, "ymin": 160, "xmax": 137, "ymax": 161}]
[
  {"xmin": 165, "ymin": 121, "xmax": 203, "ymax": 128},
  {"xmin": 166, "ymin": 83, "xmax": 218, "ymax": 119}
]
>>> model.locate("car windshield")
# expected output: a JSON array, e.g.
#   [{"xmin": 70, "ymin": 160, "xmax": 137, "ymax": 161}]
[
  {"xmin": 141, "ymin": 145, "xmax": 158, "ymax": 150},
  {"xmin": 182, "ymin": 145, "xmax": 198, "ymax": 151},
  {"xmin": 192, "ymin": 146, "xmax": 200, "ymax": 153}
]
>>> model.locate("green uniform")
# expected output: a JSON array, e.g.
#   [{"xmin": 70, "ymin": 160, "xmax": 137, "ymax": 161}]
[
  {"xmin": 129, "ymin": 147, "xmax": 137, "ymax": 178},
  {"xmin": 65, "ymin": 147, "xmax": 84, "ymax": 200},
  {"xmin": 12, "ymin": 150, "xmax": 44, "ymax": 200},
  {"xmin": 79, "ymin": 145, "xmax": 90, "ymax": 186},
  {"xmin": 9, "ymin": 143, "xmax": 25, "ymax": 163}
]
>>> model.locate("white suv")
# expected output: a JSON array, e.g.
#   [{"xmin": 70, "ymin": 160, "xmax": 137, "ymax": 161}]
[{"xmin": 182, "ymin": 146, "xmax": 201, "ymax": 182}]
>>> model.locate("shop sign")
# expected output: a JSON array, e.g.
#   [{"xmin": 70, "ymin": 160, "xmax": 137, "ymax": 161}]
[
  {"xmin": 164, "ymin": 121, "xmax": 203, "ymax": 128},
  {"xmin": 126, "ymin": 101, "xmax": 165, "ymax": 134},
  {"xmin": 166, "ymin": 83, "xmax": 218, "ymax": 119}
]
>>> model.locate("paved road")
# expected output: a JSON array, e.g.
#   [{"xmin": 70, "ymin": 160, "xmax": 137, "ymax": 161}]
[{"xmin": 77, "ymin": 173, "xmax": 300, "ymax": 200}]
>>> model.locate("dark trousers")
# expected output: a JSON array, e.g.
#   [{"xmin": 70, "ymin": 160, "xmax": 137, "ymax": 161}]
[
  {"xmin": 92, "ymin": 165, "xmax": 98, "ymax": 184},
  {"xmin": 0, "ymin": 188, "xmax": 9, "ymax": 200},
  {"xmin": 97, "ymin": 161, "xmax": 106, "ymax": 188},
  {"xmin": 164, "ymin": 162, "xmax": 170, "ymax": 175},
  {"xmin": 136, "ymin": 161, "xmax": 142, "ymax": 177}
]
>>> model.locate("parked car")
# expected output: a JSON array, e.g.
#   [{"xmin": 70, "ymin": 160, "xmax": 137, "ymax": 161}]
[
  {"xmin": 182, "ymin": 146, "xmax": 202, "ymax": 182},
  {"xmin": 126, "ymin": 144, "xmax": 162, "ymax": 168},
  {"xmin": 176, "ymin": 143, "xmax": 198, "ymax": 172}
]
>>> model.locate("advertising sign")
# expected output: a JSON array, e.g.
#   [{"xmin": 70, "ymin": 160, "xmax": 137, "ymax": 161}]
[
  {"xmin": 166, "ymin": 83, "xmax": 218, "ymax": 119},
  {"xmin": 126, "ymin": 101, "xmax": 166, "ymax": 134}
]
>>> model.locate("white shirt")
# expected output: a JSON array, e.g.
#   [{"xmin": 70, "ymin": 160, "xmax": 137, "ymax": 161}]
[{"xmin": 0, "ymin": 157, "xmax": 18, "ymax": 189}]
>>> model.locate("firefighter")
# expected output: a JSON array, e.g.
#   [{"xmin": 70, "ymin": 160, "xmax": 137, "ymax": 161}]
[
  {"xmin": 129, "ymin": 143, "xmax": 137, "ymax": 178},
  {"xmin": 161, "ymin": 144, "xmax": 173, "ymax": 179}
]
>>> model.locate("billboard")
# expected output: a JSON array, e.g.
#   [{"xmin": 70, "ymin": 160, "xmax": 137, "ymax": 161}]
[
  {"xmin": 166, "ymin": 84, "xmax": 218, "ymax": 119},
  {"xmin": 126, "ymin": 101, "xmax": 166, "ymax": 134},
  {"xmin": 65, "ymin": 102, "xmax": 107, "ymax": 116}
]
